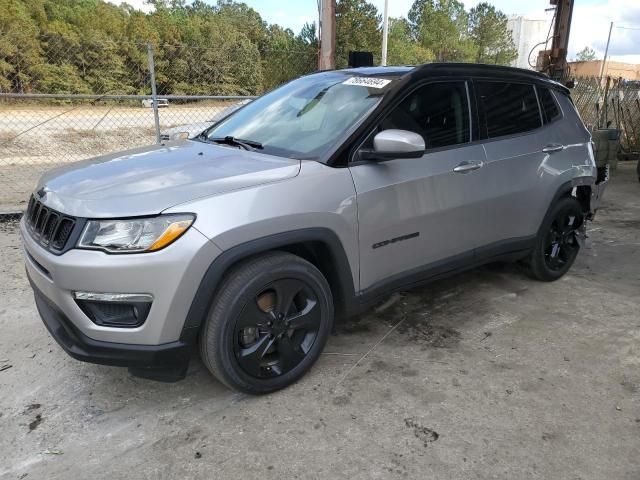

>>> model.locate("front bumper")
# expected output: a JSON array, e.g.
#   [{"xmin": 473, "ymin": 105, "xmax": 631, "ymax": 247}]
[
  {"xmin": 21, "ymin": 217, "xmax": 221, "ymax": 345},
  {"xmin": 21, "ymin": 215, "xmax": 222, "ymax": 380},
  {"xmin": 30, "ymin": 275, "xmax": 192, "ymax": 381}
]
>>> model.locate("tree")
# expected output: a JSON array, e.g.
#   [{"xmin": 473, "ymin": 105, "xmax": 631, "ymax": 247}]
[
  {"xmin": 575, "ymin": 46, "xmax": 597, "ymax": 62},
  {"xmin": 215, "ymin": 0, "xmax": 268, "ymax": 50},
  {"xmin": 387, "ymin": 17, "xmax": 434, "ymax": 65},
  {"xmin": 295, "ymin": 22, "xmax": 319, "ymax": 74},
  {"xmin": 298, "ymin": 21, "xmax": 318, "ymax": 46},
  {"xmin": 468, "ymin": 2, "xmax": 517, "ymax": 65},
  {"xmin": 0, "ymin": 0, "xmax": 526, "ymax": 96},
  {"xmin": 408, "ymin": 0, "xmax": 474, "ymax": 62},
  {"xmin": 261, "ymin": 24, "xmax": 317, "ymax": 91},
  {"xmin": 335, "ymin": 0, "xmax": 381, "ymax": 68},
  {"xmin": 0, "ymin": 0, "xmax": 45, "ymax": 92}
]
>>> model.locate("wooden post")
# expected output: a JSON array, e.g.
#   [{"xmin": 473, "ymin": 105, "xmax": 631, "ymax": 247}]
[{"xmin": 319, "ymin": 0, "xmax": 336, "ymax": 70}]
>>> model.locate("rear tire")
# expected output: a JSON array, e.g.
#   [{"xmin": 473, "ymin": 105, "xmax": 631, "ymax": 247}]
[
  {"xmin": 528, "ymin": 196, "xmax": 584, "ymax": 282},
  {"xmin": 199, "ymin": 252, "xmax": 333, "ymax": 394}
]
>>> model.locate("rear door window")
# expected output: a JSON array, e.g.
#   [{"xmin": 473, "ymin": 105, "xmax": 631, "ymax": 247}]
[
  {"xmin": 537, "ymin": 87, "xmax": 561, "ymax": 123},
  {"xmin": 475, "ymin": 81, "xmax": 542, "ymax": 138}
]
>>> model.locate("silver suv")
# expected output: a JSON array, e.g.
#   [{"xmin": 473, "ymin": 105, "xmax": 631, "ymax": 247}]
[{"xmin": 21, "ymin": 64, "xmax": 607, "ymax": 393}]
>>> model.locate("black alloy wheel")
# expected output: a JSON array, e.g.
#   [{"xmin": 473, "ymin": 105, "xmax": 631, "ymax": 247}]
[
  {"xmin": 234, "ymin": 278, "xmax": 321, "ymax": 378},
  {"xmin": 543, "ymin": 210, "xmax": 581, "ymax": 272},
  {"xmin": 528, "ymin": 196, "xmax": 584, "ymax": 282},
  {"xmin": 199, "ymin": 252, "xmax": 333, "ymax": 394}
]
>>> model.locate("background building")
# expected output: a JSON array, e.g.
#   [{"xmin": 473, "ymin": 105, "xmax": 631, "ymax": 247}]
[
  {"xmin": 507, "ymin": 16, "xmax": 551, "ymax": 70},
  {"xmin": 569, "ymin": 60, "xmax": 640, "ymax": 81}
]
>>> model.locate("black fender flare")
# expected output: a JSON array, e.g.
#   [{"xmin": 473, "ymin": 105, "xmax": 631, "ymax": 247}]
[
  {"xmin": 179, "ymin": 228, "xmax": 356, "ymax": 343},
  {"xmin": 535, "ymin": 180, "xmax": 590, "ymax": 237},
  {"xmin": 551, "ymin": 180, "xmax": 575, "ymax": 205},
  {"xmin": 552, "ymin": 178, "xmax": 596, "ymax": 213}
]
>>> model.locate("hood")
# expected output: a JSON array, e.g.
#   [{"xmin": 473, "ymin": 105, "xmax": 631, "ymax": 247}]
[{"xmin": 36, "ymin": 140, "xmax": 300, "ymax": 218}]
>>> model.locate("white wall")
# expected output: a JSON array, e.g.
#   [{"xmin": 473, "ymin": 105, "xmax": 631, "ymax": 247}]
[{"xmin": 507, "ymin": 16, "xmax": 551, "ymax": 70}]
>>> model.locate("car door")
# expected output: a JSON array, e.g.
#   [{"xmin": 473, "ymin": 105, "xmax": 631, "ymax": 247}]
[
  {"xmin": 349, "ymin": 81, "xmax": 490, "ymax": 292},
  {"xmin": 473, "ymin": 80, "xmax": 551, "ymax": 246}
]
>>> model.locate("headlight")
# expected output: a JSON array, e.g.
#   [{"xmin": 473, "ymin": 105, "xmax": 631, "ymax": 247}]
[{"xmin": 78, "ymin": 214, "xmax": 195, "ymax": 253}]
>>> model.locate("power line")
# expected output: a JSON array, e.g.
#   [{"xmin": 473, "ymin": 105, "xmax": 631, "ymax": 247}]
[{"xmin": 615, "ymin": 25, "xmax": 640, "ymax": 31}]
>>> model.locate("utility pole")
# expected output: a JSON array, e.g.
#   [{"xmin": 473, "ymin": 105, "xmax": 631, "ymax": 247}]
[
  {"xmin": 599, "ymin": 21, "xmax": 614, "ymax": 85},
  {"xmin": 536, "ymin": 0, "xmax": 574, "ymax": 79},
  {"xmin": 318, "ymin": 0, "xmax": 336, "ymax": 70},
  {"xmin": 381, "ymin": 0, "xmax": 389, "ymax": 66}
]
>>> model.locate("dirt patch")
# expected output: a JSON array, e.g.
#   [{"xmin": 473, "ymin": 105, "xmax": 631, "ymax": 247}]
[
  {"xmin": 621, "ymin": 379, "xmax": 639, "ymax": 394},
  {"xmin": 332, "ymin": 394, "xmax": 352, "ymax": 406},
  {"xmin": 608, "ymin": 219, "xmax": 640, "ymax": 230},
  {"xmin": 0, "ymin": 127, "xmax": 154, "ymax": 161},
  {"xmin": 373, "ymin": 289, "xmax": 464, "ymax": 348},
  {"xmin": 28, "ymin": 414, "xmax": 43, "ymax": 432},
  {"xmin": 397, "ymin": 323, "xmax": 461, "ymax": 348},
  {"xmin": 333, "ymin": 317, "xmax": 372, "ymax": 335},
  {"xmin": 0, "ymin": 220, "xmax": 20, "ymax": 232},
  {"xmin": 368, "ymin": 359, "xmax": 419, "ymax": 377},
  {"xmin": 404, "ymin": 418, "xmax": 439, "ymax": 447}
]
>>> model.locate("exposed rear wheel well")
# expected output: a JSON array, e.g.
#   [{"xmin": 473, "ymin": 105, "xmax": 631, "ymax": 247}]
[
  {"xmin": 555, "ymin": 184, "xmax": 592, "ymax": 216},
  {"xmin": 574, "ymin": 185, "xmax": 592, "ymax": 216}
]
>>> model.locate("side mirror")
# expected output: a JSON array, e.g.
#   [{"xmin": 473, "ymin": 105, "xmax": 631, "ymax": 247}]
[{"xmin": 360, "ymin": 129, "xmax": 425, "ymax": 161}]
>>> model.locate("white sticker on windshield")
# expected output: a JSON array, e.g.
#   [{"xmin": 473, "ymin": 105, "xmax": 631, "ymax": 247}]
[{"xmin": 342, "ymin": 77, "xmax": 392, "ymax": 89}]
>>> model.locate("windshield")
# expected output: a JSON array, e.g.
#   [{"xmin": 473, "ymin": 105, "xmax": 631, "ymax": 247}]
[{"xmin": 202, "ymin": 72, "xmax": 390, "ymax": 160}]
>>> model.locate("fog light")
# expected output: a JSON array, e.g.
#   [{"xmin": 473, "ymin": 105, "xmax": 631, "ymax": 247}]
[{"xmin": 74, "ymin": 291, "xmax": 153, "ymax": 328}]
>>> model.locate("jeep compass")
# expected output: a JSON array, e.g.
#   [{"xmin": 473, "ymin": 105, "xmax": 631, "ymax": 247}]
[{"xmin": 21, "ymin": 64, "xmax": 607, "ymax": 393}]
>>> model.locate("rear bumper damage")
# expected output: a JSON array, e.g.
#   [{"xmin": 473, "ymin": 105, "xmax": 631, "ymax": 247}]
[
  {"xmin": 576, "ymin": 166, "xmax": 608, "ymax": 248},
  {"xmin": 589, "ymin": 166, "xmax": 609, "ymax": 219}
]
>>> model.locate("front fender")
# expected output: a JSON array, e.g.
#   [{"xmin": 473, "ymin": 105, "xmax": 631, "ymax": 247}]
[{"xmin": 179, "ymin": 228, "xmax": 357, "ymax": 343}]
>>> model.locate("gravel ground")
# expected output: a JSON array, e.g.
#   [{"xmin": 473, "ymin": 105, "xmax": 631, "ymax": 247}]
[
  {"xmin": 0, "ymin": 163, "xmax": 639, "ymax": 480},
  {"xmin": 0, "ymin": 104, "xmax": 238, "ymax": 211}
]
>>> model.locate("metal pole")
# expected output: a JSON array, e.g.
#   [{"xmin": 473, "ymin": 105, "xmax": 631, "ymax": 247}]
[
  {"xmin": 147, "ymin": 43, "xmax": 161, "ymax": 143},
  {"xmin": 381, "ymin": 0, "xmax": 389, "ymax": 66},
  {"xmin": 599, "ymin": 21, "xmax": 613, "ymax": 85}
]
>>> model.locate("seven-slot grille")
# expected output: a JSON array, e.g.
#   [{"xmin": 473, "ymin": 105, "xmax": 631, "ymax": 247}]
[{"xmin": 25, "ymin": 195, "xmax": 76, "ymax": 252}]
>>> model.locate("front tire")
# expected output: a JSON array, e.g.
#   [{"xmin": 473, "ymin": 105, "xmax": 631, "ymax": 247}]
[
  {"xmin": 528, "ymin": 196, "xmax": 584, "ymax": 282},
  {"xmin": 199, "ymin": 252, "xmax": 333, "ymax": 394}
]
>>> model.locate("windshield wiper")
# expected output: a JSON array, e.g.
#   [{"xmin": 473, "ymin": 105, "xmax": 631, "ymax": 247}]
[{"xmin": 207, "ymin": 136, "xmax": 263, "ymax": 151}]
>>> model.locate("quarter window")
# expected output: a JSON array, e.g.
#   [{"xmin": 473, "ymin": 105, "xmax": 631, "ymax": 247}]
[
  {"xmin": 538, "ymin": 87, "xmax": 561, "ymax": 123},
  {"xmin": 476, "ymin": 81, "xmax": 542, "ymax": 138},
  {"xmin": 378, "ymin": 82, "xmax": 470, "ymax": 149}
]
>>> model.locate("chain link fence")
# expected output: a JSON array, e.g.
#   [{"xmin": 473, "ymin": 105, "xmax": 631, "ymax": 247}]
[
  {"xmin": 569, "ymin": 76, "xmax": 640, "ymax": 156},
  {"xmin": 2, "ymin": 40, "xmax": 640, "ymax": 212},
  {"xmin": 0, "ymin": 40, "xmax": 317, "ymax": 212}
]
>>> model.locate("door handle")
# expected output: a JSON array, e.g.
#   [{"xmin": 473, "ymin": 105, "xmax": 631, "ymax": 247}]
[
  {"xmin": 453, "ymin": 161, "xmax": 483, "ymax": 173},
  {"xmin": 543, "ymin": 144, "xmax": 565, "ymax": 153}
]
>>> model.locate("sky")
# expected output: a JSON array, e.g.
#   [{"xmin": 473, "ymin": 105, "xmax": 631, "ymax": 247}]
[{"xmin": 116, "ymin": 0, "xmax": 640, "ymax": 64}]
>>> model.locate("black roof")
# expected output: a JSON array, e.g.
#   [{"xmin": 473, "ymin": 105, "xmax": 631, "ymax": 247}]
[
  {"xmin": 340, "ymin": 66, "xmax": 415, "ymax": 78},
  {"xmin": 339, "ymin": 63, "xmax": 567, "ymax": 92},
  {"xmin": 418, "ymin": 62, "xmax": 548, "ymax": 78},
  {"xmin": 342, "ymin": 65, "xmax": 416, "ymax": 76}
]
